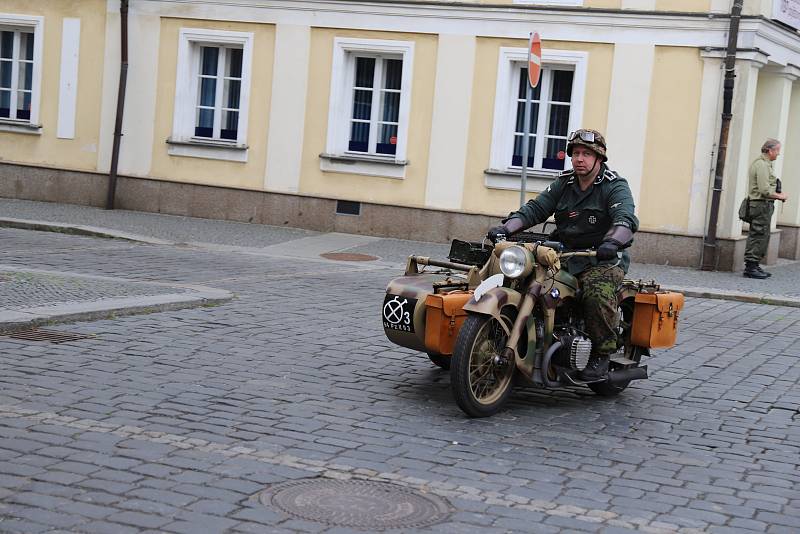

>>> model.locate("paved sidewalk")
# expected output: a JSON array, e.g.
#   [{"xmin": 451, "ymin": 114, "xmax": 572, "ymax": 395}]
[
  {"xmin": 0, "ymin": 265, "xmax": 232, "ymax": 334},
  {"xmin": 2, "ymin": 198, "xmax": 800, "ymax": 311}
]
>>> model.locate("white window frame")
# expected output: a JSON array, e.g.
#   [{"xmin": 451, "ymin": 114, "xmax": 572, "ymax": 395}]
[
  {"xmin": 487, "ymin": 47, "xmax": 587, "ymax": 191},
  {"xmin": 323, "ymin": 37, "xmax": 413, "ymax": 178},
  {"xmin": 169, "ymin": 28, "xmax": 253, "ymax": 162},
  {"xmin": 0, "ymin": 14, "xmax": 43, "ymax": 133}
]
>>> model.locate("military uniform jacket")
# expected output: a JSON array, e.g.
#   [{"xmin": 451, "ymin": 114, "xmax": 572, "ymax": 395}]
[
  {"xmin": 506, "ymin": 164, "xmax": 639, "ymax": 274},
  {"xmin": 748, "ymin": 154, "xmax": 777, "ymax": 200}
]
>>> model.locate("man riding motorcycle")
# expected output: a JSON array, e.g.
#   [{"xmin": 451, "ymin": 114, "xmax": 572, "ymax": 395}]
[{"xmin": 487, "ymin": 129, "xmax": 638, "ymax": 381}]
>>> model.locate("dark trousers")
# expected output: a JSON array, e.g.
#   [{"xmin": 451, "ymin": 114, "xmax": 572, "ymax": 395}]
[{"xmin": 744, "ymin": 200, "xmax": 774, "ymax": 264}]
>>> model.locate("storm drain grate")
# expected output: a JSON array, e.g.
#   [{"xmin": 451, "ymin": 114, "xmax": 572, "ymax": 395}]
[
  {"xmin": 320, "ymin": 252, "xmax": 379, "ymax": 262},
  {"xmin": 6, "ymin": 328, "xmax": 93, "ymax": 343},
  {"xmin": 260, "ymin": 478, "xmax": 452, "ymax": 530}
]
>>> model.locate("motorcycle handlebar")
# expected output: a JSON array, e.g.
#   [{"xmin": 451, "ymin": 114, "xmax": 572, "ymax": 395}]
[
  {"xmin": 486, "ymin": 238, "xmax": 601, "ymax": 259},
  {"xmin": 560, "ymin": 250, "xmax": 597, "ymax": 259}
]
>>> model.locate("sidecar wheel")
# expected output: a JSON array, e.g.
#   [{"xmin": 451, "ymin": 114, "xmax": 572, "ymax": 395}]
[
  {"xmin": 427, "ymin": 353, "xmax": 451, "ymax": 370},
  {"xmin": 451, "ymin": 314, "xmax": 514, "ymax": 417}
]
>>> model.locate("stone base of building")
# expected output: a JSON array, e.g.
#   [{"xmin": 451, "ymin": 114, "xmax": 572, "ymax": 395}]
[
  {"xmin": 0, "ymin": 162, "xmax": 760, "ymax": 271},
  {"xmin": 777, "ymin": 224, "xmax": 800, "ymax": 260}
]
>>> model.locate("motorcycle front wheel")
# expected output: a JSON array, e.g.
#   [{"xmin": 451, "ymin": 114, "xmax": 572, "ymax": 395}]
[{"xmin": 451, "ymin": 313, "xmax": 514, "ymax": 417}]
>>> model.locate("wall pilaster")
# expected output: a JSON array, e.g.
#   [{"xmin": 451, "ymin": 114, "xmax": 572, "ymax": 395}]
[
  {"xmin": 714, "ymin": 51, "xmax": 767, "ymax": 240},
  {"xmin": 688, "ymin": 51, "xmax": 724, "ymax": 236},
  {"xmin": 774, "ymin": 65, "xmax": 800, "ymax": 227}
]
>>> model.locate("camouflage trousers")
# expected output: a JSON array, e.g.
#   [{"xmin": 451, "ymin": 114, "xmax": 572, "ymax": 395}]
[
  {"xmin": 577, "ymin": 264, "xmax": 625, "ymax": 355},
  {"xmin": 744, "ymin": 200, "xmax": 774, "ymax": 263}
]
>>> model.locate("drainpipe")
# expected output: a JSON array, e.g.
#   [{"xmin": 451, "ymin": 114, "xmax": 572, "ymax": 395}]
[
  {"xmin": 106, "ymin": 0, "xmax": 129, "ymax": 210},
  {"xmin": 701, "ymin": 0, "xmax": 743, "ymax": 270}
]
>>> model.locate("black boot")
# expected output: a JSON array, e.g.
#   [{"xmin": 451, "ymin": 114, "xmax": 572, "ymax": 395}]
[
  {"xmin": 580, "ymin": 354, "xmax": 609, "ymax": 381},
  {"xmin": 755, "ymin": 264, "xmax": 772, "ymax": 278},
  {"xmin": 743, "ymin": 261, "xmax": 768, "ymax": 279}
]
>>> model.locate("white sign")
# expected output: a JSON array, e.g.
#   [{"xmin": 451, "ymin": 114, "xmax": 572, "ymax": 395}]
[{"xmin": 774, "ymin": 0, "xmax": 800, "ymax": 30}]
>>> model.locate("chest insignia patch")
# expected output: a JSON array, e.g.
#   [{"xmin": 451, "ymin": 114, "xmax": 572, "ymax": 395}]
[
  {"xmin": 588, "ymin": 215, "xmax": 597, "ymax": 224},
  {"xmin": 568, "ymin": 211, "xmax": 579, "ymax": 219}
]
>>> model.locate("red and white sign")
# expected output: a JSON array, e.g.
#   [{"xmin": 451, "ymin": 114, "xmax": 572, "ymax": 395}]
[{"xmin": 528, "ymin": 32, "xmax": 542, "ymax": 89}]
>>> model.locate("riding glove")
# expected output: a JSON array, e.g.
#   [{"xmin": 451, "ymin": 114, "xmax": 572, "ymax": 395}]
[
  {"xmin": 596, "ymin": 241, "xmax": 619, "ymax": 261},
  {"xmin": 596, "ymin": 224, "xmax": 634, "ymax": 260},
  {"xmin": 487, "ymin": 225, "xmax": 508, "ymax": 243}
]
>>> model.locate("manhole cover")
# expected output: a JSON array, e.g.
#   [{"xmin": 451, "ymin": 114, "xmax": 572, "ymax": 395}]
[
  {"xmin": 6, "ymin": 328, "xmax": 92, "ymax": 344},
  {"xmin": 260, "ymin": 479, "xmax": 452, "ymax": 530},
  {"xmin": 320, "ymin": 252, "xmax": 378, "ymax": 262}
]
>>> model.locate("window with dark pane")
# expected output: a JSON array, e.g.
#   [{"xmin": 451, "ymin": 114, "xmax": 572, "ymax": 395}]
[
  {"xmin": 194, "ymin": 45, "xmax": 243, "ymax": 140},
  {"xmin": 195, "ymin": 46, "xmax": 218, "ymax": 137},
  {"xmin": 0, "ymin": 29, "xmax": 34, "ymax": 121},
  {"xmin": 349, "ymin": 57, "xmax": 375, "ymax": 152},
  {"xmin": 221, "ymin": 47, "xmax": 242, "ymax": 140},
  {"xmin": 377, "ymin": 58, "xmax": 401, "ymax": 155},
  {"xmin": 512, "ymin": 67, "xmax": 540, "ymax": 167},
  {"xmin": 348, "ymin": 55, "xmax": 403, "ymax": 156},
  {"xmin": 0, "ymin": 31, "xmax": 10, "ymax": 118},
  {"xmin": 512, "ymin": 65, "xmax": 573, "ymax": 170}
]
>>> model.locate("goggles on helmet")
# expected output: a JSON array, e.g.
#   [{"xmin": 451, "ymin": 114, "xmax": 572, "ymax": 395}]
[{"xmin": 568, "ymin": 130, "xmax": 596, "ymax": 143}]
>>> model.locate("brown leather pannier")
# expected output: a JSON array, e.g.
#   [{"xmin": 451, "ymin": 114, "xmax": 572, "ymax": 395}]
[
  {"xmin": 424, "ymin": 291, "xmax": 473, "ymax": 355},
  {"xmin": 631, "ymin": 291, "xmax": 685, "ymax": 349}
]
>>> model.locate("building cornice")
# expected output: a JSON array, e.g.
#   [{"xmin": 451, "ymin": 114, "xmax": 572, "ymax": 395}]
[{"xmin": 136, "ymin": 0, "xmax": 800, "ymax": 64}]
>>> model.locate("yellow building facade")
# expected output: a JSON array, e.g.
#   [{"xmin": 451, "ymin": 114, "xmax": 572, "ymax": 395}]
[{"xmin": 0, "ymin": 0, "xmax": 798, "ymax": 269}]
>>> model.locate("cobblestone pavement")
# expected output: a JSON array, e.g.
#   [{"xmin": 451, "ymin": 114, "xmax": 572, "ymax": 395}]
[{"xmin": 0, "ymin": 227, "xmax": 799, "ymax": 534}]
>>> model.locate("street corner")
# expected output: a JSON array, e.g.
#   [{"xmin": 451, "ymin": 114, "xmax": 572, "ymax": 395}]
[{"xmin": 0, "ymin": 266, "xmax": 233, "ymax": 334}]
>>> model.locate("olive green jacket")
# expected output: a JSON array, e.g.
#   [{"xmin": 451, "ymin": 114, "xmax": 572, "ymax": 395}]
[
  {"xmin": 505, "ymin": 165, "xmax": 639, "ymax": 274},
  {"xmin": 748, "ymin": 154, "xmax": 777, "ymax": 200}
]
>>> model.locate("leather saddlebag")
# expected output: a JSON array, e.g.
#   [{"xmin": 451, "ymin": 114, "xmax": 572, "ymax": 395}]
[
  {"xmin": 424, "ymin": 291, "xmax": 473, "ymax": 355},
  {"xmin": 631, "ymin": 291, "xmax": 685, "ymax": 349}
]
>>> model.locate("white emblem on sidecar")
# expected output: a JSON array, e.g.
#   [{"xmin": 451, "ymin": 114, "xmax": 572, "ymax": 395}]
[
  {"xmin": 473, "ymin": 274, "xmax": 505, "ymax": 302},
  {"xmin": 383, "ymin": 296, "xmax": 410, "ymax": 325}
]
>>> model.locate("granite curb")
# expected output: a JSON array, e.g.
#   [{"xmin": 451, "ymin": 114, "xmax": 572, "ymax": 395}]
[
  {"xmin": 664, "ymin": 285, "xmax": 800, "ymax": 308},
  {"xmin": 0, "ymin": 291, "xmax": 233, "ymax": 334},
  {"xmin": 0, "ymin": 217, "xmax": 174, "ymax": 245}
]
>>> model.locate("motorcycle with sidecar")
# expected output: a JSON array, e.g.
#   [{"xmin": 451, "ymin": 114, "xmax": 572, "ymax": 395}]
[{"xmin": 382, "ymin": 232, "xmax": 684, "ymax": 417}]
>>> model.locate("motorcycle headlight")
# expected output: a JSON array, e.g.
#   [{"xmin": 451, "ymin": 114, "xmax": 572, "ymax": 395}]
[{"xmin": 499, "ymin": 246, "xmax": 531, "ymax": 279}]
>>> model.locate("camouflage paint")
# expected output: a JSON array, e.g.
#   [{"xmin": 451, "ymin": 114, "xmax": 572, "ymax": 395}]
[{"xmin": 384, "ymin": 273, "xmax": 451, "ymax": 352}]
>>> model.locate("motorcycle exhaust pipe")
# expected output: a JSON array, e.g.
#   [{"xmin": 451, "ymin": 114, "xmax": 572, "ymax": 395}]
[
  {"xmin": 540, "ymin": 341, "xmax": 562, "ymax": 388},
  {"xmin": 607, "ymin": 366, "xmax": 648, "ymax": 385}
]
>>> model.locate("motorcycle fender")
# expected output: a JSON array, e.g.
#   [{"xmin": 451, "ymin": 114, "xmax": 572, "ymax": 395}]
[{"xmin": 462, "ymin": 286, "xmax": 521, "ymax": 320}]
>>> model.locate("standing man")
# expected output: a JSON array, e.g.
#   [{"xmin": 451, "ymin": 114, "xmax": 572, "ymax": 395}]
[
  {"xmin": 486, "ymin": 129, "xmax": 638, "ymax": 381},
  {"xmin": 743, "ymin": 139, "xmax": 788, "ymax": 279}
]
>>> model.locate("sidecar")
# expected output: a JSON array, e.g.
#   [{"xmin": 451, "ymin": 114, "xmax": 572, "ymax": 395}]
[{"xmin": 382, "ymin": 239, "xmax": 492, "ymax": 368}]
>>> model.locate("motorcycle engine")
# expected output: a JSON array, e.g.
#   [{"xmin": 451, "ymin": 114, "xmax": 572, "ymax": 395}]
[{"xmin": 553, "ymin": 331, "xmax": 592, "ymax": 370}]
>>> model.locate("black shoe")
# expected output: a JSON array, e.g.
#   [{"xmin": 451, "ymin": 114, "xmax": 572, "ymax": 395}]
[
  {"xmin": 579, "ymin": 355, "xmax": 609, "ymax": 381},
  {"xmin": 743, "ymin": 262, "xmax": 768, "ymax": 279},
  {"xmin": 755, "ymin": 265, "xmax": 772, "ymax": 278}
]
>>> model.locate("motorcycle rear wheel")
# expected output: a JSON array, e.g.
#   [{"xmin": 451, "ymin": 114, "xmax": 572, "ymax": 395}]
[{"xmin": 451, "ymin": 313, "xmax": 514, "ymax": 417}]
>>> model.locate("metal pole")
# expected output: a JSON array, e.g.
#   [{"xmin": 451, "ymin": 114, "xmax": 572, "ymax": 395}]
[
  {"xmin": 700, "ymin": 0, "xmax": 743, "ymax": 270},
  {"xmin": 519, "ymin": 33, "xmax": 533, "ymax": 206},
  {"xmin": 106, "ymin": 0, "xmax": 129, "ymax": 210}
]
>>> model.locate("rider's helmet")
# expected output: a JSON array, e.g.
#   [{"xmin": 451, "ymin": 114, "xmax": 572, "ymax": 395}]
[{"xmin": 566, "ymin": 129, "xmax": 607, "ymax": 162}]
